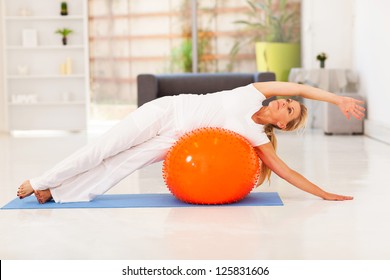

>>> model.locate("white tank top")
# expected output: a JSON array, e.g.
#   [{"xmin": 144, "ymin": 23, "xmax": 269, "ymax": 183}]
[{"xmin": 174, "ymin": 84, "xmax": 270, "ymax": 147}]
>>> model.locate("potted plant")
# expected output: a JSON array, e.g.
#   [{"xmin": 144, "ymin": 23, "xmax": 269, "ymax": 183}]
[
  {"xmin": 234, "ymin": 0, "xmax": 301, "ymax": 81},
  {"xmin": 55, "ymin": 28, "xmax": 73, "ymax": 45},
  {"xmin": 316, "ymin": 52, "xmax": 327, "ymax": 68}
]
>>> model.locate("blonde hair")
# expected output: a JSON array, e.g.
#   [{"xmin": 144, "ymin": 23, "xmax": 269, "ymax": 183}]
[{"xmin": 256, "ymin": 102, "xmax": 308, "ymax": 186}]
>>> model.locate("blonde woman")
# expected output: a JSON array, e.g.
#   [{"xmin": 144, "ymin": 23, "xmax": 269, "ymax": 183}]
[{"xmin": 17, "ymin": 82, "xmax": 365, "ymax": 204}]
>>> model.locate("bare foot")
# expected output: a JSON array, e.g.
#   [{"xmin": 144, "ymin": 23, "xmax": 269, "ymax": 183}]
[
  {"xmin": 17, "ymin": 180, "xmax": 34, "ymax": 199},
  {"xmin": 35, "ymin": 190, "xmax": 53, "ymax": 204}
]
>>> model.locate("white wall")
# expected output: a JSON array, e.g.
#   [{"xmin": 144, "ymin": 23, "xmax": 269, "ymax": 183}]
[
  {"xmin": 354, "ymin": 0, "xmax": 390, "ymax": 142},
  {"xmin": 303, "ymin": 0, "xmax": 390, "ymax": 143},
  {"xmin": 302, "ymin": 0, "xmax": 354, "ymax": 69}
]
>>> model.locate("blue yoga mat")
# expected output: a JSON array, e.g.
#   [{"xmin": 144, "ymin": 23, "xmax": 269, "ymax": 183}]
[{"xmin": 1, "ymin": 192, "xmax": 283, "ymax": 210}]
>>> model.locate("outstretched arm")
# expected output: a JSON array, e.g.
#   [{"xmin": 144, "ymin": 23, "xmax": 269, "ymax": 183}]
[
  {"xmin": 253, "ymin": 81, "xmax": 365, "ymax": 120},
  {"xmin": 255, "ymin": 142, "xmax": 353, "ymax": 201}
]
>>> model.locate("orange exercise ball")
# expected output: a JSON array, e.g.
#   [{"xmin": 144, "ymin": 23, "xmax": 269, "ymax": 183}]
[{"xmin": 163, "ymin": 127, "xmax": 260, "ymax": 204}]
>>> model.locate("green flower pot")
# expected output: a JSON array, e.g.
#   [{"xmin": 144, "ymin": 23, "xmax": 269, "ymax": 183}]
[{"xmin": 255, "ymin": 42, "xmax": 301, "ymax": 81}]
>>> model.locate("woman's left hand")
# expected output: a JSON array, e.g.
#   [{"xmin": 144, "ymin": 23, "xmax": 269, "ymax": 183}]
[
  {"xmin": 322, "ymin": 192, "xmax": 354, "ymax": 201},
  {"xmin": 337, "ymin": 96, "xmax": 365, "ymax": 120}
]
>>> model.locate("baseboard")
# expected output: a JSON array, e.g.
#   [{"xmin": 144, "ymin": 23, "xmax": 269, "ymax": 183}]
[{"xmin": 364, "ymin": 119, "xmax": 390, "ymax": 144}]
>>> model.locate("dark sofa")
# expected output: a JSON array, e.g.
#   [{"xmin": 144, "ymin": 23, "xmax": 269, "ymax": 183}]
[{"xmin": 137, "ymin": 72, "xmax": 276, "ymax": 107}]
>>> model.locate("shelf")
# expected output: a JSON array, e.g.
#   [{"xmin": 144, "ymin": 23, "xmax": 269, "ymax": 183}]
[
  {"xmin": 2, "ymin": 0, "xmax": 89, "ymax": 131},
  {"xmin": 7, "ymin": 75, "xmax": 86, "ymax": 80},
  {"xmin": 5, "ymin": 16, "xmax": 84, "ymax": 21},
  {"xmin": 6, "ymin": 45, "xmax": 85, "ymax": 50}
]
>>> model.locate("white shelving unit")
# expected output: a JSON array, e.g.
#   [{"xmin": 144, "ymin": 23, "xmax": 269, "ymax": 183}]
[{"xmin": 1, "ymin": 0, "xmax": 89, "ymax": 131}]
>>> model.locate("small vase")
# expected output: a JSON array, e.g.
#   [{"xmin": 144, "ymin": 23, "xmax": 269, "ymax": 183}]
[
  {"xmin": 320, "ymin": 60, "xmax": 325, "ymax": 68},
  {"xmin": 62, "ymin": 37, "xmax": 67, "ymax": 45}
]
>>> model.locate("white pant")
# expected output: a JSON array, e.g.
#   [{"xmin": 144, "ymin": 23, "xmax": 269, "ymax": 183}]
[{"xmin": 30, "ymin": 97, "xmax": 180, "ymax": 203}]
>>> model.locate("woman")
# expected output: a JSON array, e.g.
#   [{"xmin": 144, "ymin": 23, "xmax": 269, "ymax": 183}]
[{"xmin": 17, "ymin": 81, "xmax": 365, "ymax": 204}]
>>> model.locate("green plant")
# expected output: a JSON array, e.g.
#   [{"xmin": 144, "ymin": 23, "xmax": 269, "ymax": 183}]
[
  {"xmin": 235, "ymin": 0, "xmax": 300, "ymax": 43},
  {"xmin": 55, "ymin": 28, "xmax": 73, "ymax": 45},
  {"xmin": 316, "ymin": 52, "xmax": 327, "ymax": 68},
  {"xmin": 170, "ymin": 33, "xmax": 212, "ymax": 73},
  {"xmin": 171, "ymin": 39, "xmax": 193, "ymax": 73},
  {"xmin": 55, "ymin": 28, "xmax": 73, "ymax": 37},
  {"xmin": 316, "ymin": 52, "xmax": 327, "ymax": 62}
]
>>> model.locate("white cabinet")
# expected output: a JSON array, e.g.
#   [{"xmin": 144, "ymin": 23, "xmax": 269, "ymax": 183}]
[{"xmin": 1, "ymin": 0, "xmax": 89, "ymax": 131}]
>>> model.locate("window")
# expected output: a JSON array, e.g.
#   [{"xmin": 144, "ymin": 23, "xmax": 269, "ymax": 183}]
[{"xmin": 88, "ymin": 0, "xmax": 300, "ymax": 120}]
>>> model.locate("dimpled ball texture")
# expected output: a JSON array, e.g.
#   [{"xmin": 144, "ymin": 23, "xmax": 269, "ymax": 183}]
[{"xmin": 163, "ymin": 127, "xmax": 260, "ymax": 205}]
